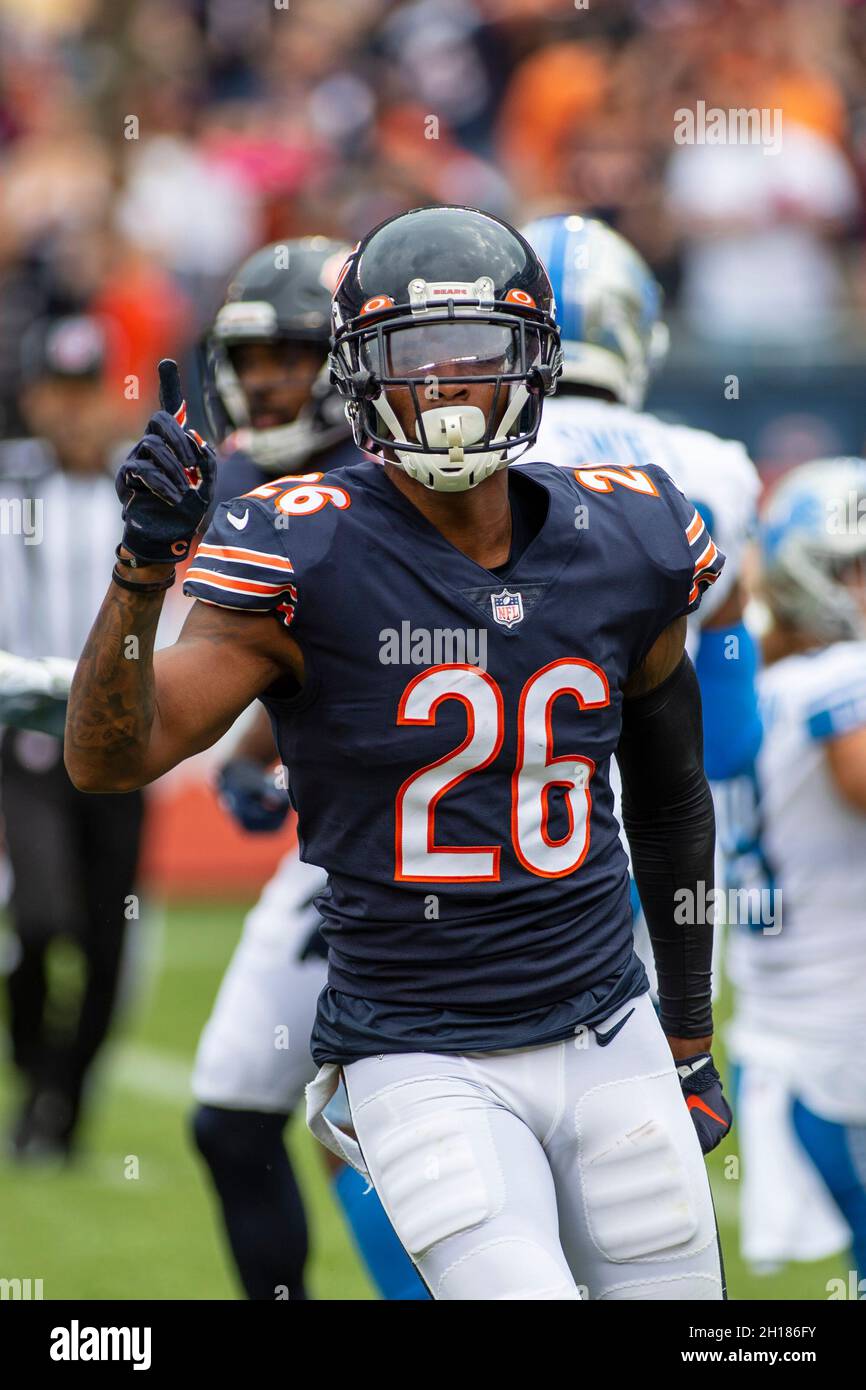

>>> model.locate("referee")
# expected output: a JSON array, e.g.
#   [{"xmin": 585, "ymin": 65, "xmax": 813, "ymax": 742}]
[{"xmin": 0, "ymin": 317, "xmax": 145, "ymax": 1160}]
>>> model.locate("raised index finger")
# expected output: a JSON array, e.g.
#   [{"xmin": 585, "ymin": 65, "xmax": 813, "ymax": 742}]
[{"xmin": 158, "ymin": 358, "xmax": 185, "ymax": 422}]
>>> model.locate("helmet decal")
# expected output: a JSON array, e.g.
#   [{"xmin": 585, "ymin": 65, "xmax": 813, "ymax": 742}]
[
  {"xmin": 361, "ymin": 295, "xmax": 396, "ymax": 315},
  {"xmin": 505, "ymin": 288, "xmax": 536, "ymax": 307}
]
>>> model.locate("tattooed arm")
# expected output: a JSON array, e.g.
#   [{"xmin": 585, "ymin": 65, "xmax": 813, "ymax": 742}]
[{"xmin": 65, "ymin": 564, "xmax": 301, "ymax": 793}]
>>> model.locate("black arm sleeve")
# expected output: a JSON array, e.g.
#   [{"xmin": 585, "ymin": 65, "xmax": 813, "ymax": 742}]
[{"xmin": 615, "ymin": 653, "xmax": 715, "ymax": 1039}]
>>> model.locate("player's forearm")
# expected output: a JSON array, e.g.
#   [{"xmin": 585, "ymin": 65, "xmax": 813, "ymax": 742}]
[
  {"xmin": 64, "ymin": 572, "xmax": 170, "ymax": 793},
  {"xmin": 617, "ymin": 653, "xmax": 716, "ymax": 1040},
  {"xmin": 625, "ymin": 773, "xmax": 716, "ymax": 1040}
]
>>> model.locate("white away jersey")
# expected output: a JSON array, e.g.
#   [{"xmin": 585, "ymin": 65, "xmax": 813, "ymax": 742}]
[
  {"xmin": 725, "ymin": 641, "xmax": 866, "ymax": 1120},
  {"xmin": 526, "ymin": 396, "xmax": 759, "ymax": 635}
]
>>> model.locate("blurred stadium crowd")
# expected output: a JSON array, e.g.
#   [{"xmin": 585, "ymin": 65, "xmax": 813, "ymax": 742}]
[
  {"xmin": 2, "ymin": 0, "xmax": 866, "ymax": 1301},
  {"xmin": 2, "ymin": 0, "xmax": 866, "ymax": 443}
]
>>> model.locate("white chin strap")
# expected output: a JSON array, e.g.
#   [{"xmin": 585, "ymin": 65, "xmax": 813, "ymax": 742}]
[
  {"xmin": 373, "ymin": 389, "xmax": 529, "ymax": 492},
  {"xmin": 228, "ymin": 410, "xmax": 350, "ymax": 475}
]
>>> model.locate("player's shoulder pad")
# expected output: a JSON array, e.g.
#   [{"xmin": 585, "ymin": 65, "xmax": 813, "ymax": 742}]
[
  {"xmin": 570, "ymin": 460, "xmax": 726, "ymax": 616},
  {"xmin": 183, "ymin": 488, "xmax": 298, "ymax": 625},
  {"xmin": 183, "ymin": 472, "xmax": 353, "ymax": 628},
  {"xmin": 663, "ymin": 416, "xmax": 754, "ymax": 467}
]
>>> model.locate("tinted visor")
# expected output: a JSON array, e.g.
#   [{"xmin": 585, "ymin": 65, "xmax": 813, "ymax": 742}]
[{"xmin": 361, "ymin": 321, "xmax": 541, "ymax": 380}]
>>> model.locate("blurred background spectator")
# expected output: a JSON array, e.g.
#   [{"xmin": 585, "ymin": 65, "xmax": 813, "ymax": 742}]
[
  {"xmin": 0, "ymin": 0, "xmax": 865, "ymax": 916},
  {"xmin": 0, "ymin": 0, "xmax": 865, "ymax": 907},
  {"xmin": 0, "ymin": 0, "xmax": 863, "ymax": 463},
  {"xmin": 0, "ymin": 315, "xmax": 145, "ymax": 1160}
]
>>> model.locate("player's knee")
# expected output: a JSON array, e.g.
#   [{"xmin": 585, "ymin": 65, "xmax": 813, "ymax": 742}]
[
  {"xmin": 191, "ymin": 1104, "xmax": 288, "ymax": 1173},
  {"xmin": 597, "ymin": 1272, "xmax": 723, "ymax": 1300},
  {"xmin": 436, "ymin": 1237, "xmax": 580, "ymax": 1301}
]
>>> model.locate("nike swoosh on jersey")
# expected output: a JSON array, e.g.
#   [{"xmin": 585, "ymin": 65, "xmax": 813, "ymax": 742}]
[
  {"xmin": 227, "ymin": 509, "xmax": 249, "ymax": 531},
  {"xmin": 591, "ymin": 1007, "xmax": 635, "ymax": 1047}
]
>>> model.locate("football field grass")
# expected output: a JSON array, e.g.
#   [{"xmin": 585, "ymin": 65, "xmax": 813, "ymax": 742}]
[{"xmin": 0, "ymin": 901, "xmax": 849, "ymax": 1301}]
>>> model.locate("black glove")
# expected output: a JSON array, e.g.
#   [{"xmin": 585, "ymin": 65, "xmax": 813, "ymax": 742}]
[
  {"xmin": 116, "ymin": 360, "xmax": 216, "ymax": 565},
  {"xmin": 677, "ymin": 1053, "xmax": 733, "ymax": 1155},
  {"xmin": 217, "ymin": 758, "xmax": 291, "ymax": 833}
]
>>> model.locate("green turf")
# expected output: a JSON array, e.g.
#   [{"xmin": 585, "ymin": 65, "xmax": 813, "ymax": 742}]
[{"xmin": 0, "ymin": 903, "xmax": 851, "ymax": 1300}]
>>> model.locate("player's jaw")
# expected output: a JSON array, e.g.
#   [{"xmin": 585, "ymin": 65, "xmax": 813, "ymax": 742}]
[
  {"xmin": 230, "ymin": 341, "xmax": 321, "ymax": 431},
  {"xmin": 384, "ymin": 374, "xmax": 504, "ymax": 449},
  {"xmin": 382, "ymin": 374, "xmax": 514, "ymax": 563}
]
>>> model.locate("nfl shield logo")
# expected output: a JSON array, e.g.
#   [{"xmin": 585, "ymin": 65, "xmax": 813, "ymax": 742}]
[{"xmin": 491, "ymin": 587, "xmax": 524, "ymax": 629}]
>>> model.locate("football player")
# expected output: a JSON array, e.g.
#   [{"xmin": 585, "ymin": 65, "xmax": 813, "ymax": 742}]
[
  {"xmin": 725, "ymin": 458, "xmax": 866, "ymax": 1281},
  {"xmin": 200, "ymin": 236, "xmax": 357, "ymax": 505},
  {"xmin": 66, "ymin": 205, "xmax": 730, "ymax": 1300},
  {"xmin": 190, "ymin": 237, "xmax": 424, "ymax": 1299}
]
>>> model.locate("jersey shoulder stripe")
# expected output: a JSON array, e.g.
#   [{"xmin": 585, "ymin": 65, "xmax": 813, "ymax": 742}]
[
  {"xmin": 686, "ymin": 507, "xmax": 723, "ymax": 605},
  {"xmin": 195, "ymin": 541, "xmax": 294, "ymax": 572}
]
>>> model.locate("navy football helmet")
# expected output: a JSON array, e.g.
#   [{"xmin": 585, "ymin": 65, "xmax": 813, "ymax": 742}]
[
  {"xmin": 202, "ymin": 237, "xmax": 351, "ymax": 474},
  {"xmin": 330, "ymin": 206, "xmax": 561, "ymax": 492}
]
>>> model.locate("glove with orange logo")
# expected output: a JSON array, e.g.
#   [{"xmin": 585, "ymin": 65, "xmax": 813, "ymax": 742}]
[{"xmin": 677, "ymin": 1053, "xmax": 733, "ymax": 1154}]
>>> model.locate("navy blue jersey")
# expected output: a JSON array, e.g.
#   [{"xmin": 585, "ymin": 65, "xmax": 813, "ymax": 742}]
[
  {"xmin": 212, "ymin": 439, "xmax": 360, "ymax": 505},
  {"xmin": 185, "ymin": 459, "xmax": 724, "ymax": 1063}
]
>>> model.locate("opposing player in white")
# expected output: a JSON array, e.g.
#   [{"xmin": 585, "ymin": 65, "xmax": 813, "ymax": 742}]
[
  {"xmin": 725, "ymin": 458, "xmax": 866, "ymax": 1280},
  {"xmin": 0, "ymin": 651, "xmax": 75, "ymax": 737},
  {"xmin": 521, "ymin": 215, "xmax": 759, "ymax": 654},
  {"xmin": 521, "ymin": 215, "xmax": 763, "ymax": 992}
]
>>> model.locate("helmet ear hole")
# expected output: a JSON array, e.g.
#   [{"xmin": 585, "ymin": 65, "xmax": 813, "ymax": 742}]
[
  {"xmin": 351, "ymin": 368, "xmax": 380, "ymax": 401},
  {"xmin": 526, "ymin": 364, "xmax": 554, "ymax": 396}
]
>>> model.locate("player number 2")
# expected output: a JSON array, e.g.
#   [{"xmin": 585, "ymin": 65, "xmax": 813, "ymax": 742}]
[{"xmin": 395, "ymin": 659, "xmax": 610, "ymax": 881}]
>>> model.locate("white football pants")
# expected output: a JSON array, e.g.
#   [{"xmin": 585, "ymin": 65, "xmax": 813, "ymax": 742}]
[
  {"xmin": 320, "ymin": 993, "xmax": 724, "ymax": 1300},
  {"xmin": 192, "ymin": 849, "xmax": 328, "ymax": 1113}
]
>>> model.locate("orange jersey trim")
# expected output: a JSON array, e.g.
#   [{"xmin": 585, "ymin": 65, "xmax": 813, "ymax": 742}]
[
  {"xmin": 185, "ymin": 568, "xmax": 297, "ymax": 599},
  {"xmin": 195, "ymin": 543, "xmax": 294, "ymax": 572},
  {"xmin": 694, "ymin": 538, "xmax": 718, "ymax": 573},
  {"xmin": 686, "ymin": 510, "xmax": 705, "ymax": 544}
]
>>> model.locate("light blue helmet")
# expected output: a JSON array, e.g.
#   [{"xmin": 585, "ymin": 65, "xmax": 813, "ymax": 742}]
[
  {"xmin": 761, "ymin": 457, "xmax": 866, "ymax": 641},
  {"xmin": 520, "ymin": 214, "xmax": 668, "ymax": 409}
]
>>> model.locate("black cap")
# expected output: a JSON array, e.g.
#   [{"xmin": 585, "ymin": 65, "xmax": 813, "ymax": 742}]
[{"xmin": 21, "ymin": 316, "xmax": 107, "ymax": 384}]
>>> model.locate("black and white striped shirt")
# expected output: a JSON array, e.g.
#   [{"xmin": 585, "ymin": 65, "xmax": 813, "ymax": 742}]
[{"xmin": 0, "ymin": 438, "xmax": 125, "ymax": 660}]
